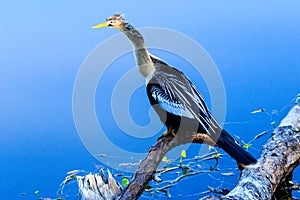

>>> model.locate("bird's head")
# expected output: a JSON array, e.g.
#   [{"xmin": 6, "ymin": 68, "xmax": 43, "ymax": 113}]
[{"xmin": 92, "ymin": 14, "xmax": 125, "ymax": 30}]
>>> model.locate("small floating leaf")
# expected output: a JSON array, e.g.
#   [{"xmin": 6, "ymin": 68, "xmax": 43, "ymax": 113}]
[
  {"xmin": 254, "ymin": 131, "xmax": 267, "ymax": 140},
  {"xmin": 181, "ymin": 150, "xmax": 186, "ymax": 158},
  {"xmin": 122, "ymin": 177, "xmax": 129, "ymax": 188},
  {"xmin": 162, "ymin": 156, "xmax": 172, "ymax": 164},
  {"xmin": 250, "ymin": 108, "xmax": 265, "ymax": 114},
  {"xmin": 243, "ymin": 143, "xmax": 252, "ymax": 149},
  {"xmin": 67, "ymin": 169, "xmax": 80, "ymax": 175},
  {"xmin": 221, "ymin": 172, "xmax": 234, "ymax": 176},
  {"xmin": 162, "ymin": 156, "xmax": 168, "ymax": 162},
  {"xmin": 179, "ymin": 150, "xmax": 186, "ymax": 165}
]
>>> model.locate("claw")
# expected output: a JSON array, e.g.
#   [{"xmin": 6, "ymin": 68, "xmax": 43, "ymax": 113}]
[{"xmin": 157, "ymin": 129, "xmax": 176, "ymax": 140}]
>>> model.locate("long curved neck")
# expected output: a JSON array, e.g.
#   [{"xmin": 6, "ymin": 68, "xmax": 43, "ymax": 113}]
[{"xmin": 120, "ymin": 22, "xmax": 155, "ymax": 78}]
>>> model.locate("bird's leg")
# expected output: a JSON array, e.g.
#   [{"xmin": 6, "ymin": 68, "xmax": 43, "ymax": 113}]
[
  {"xmin": 166, "ymin": 127, "xmax": 176, "ymax": 137},
  {"xmin": 162, "ymin": 129, "xmax": 170, "ymax": 137},
  {"xmin": 157, "ymin": 127, "xmax": 176, "ymax": 140}
]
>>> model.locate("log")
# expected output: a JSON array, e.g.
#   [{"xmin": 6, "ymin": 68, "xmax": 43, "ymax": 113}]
[
  {"xmin": 202, "ymin": 105, "xmax": 300, "ymax": 200},
  {"xmin": 225, "ymin": 105, "xmax": 300, "ymax": 200},
  {"xmin": 77, "ymin": 169, "xmax": 122, "ymax": 200}
]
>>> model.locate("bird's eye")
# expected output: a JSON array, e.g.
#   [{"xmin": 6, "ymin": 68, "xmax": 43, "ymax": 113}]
[{"xmin": 108, "ymin": 20, "xmax": 114, "ymax": 26}]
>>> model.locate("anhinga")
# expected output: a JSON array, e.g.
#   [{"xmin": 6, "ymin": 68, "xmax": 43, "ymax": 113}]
[{"xmin": 93, "ymin": 14, "xmax": 257, "ymax": 165}]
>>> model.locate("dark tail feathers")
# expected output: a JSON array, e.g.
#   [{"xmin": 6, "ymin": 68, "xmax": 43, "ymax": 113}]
[{"xmin": 218, "ymin": 130, "xmax": 257, "ymax": 165}]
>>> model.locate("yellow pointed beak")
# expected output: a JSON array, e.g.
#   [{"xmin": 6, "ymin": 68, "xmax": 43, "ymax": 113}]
[{"xmin": 92, "ymin": 21, "xmax": 109, "ymax": 29}]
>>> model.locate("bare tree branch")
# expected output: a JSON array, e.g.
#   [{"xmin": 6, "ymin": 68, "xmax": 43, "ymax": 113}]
[{"xmin": 118, "ymin": 132, "xmax": 214, "ymax": 200}]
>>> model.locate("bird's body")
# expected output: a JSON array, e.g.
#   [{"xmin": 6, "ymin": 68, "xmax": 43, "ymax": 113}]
[
  {"xmin": 147, "ymin": 56, "xmax": 211, "ymax": 135},
  {"xmin": 93, "ymin": 14, "xmax": 257, "ymax": 165}
]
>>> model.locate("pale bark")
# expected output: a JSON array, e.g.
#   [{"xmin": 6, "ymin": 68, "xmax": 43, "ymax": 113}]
[{"xmin": 202, "ymin": 105, "xmax": 300, "ymax": 200}]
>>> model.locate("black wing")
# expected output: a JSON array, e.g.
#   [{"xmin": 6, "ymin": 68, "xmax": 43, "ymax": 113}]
[{"xmin": 147, "ymin": 56, "xmax": 217, "ymax": 134}]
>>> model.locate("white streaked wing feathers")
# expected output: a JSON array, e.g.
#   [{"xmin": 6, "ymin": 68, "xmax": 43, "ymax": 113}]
[
  {"xmin": 151, "ymin": 86, "xmax": 194, "ymax": 118},
  {"xmin": 150, "ymin": 70, "xmax": 212, "ymax": 133}
]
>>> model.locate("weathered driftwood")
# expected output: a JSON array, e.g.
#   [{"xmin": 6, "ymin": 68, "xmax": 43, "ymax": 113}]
[
  {"xmin": 77, "ymin": 105, "xmax": 300, "ymax": 200},
  {"xmin": 202, "ymin": 105, "xmax": 300, "ymax": 200},
  {"xmin": 226, "ymin": 105, "xmax": 300, "ymax": 200},
  {"xmin": 77, "ymin": 169, "xmax": 122, "ymax": 200}
]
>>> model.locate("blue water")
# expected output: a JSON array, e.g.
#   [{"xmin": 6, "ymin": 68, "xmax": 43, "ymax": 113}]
[{"xmin": 1, "ymin": 1, "xmax": 300, "ymax": 199}]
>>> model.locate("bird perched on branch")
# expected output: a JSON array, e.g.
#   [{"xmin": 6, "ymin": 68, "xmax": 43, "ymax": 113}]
[{"xmin": 93, "ymin": 14, "xmax": 257, "ymax": 165}]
